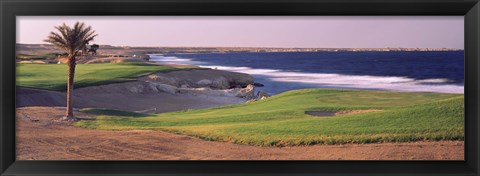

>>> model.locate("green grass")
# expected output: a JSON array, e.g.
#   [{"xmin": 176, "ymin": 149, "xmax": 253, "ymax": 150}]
[
  {"xmin": 17, "ymin": 62, "xmax": 181, "ymax": 91},
  {"xmin": 75, "ymin": 88, "xmax": 464, "ymax": 146},
  {"xmin": 16, "ymin": 52, "xmax": 59, "ymax": 59}
]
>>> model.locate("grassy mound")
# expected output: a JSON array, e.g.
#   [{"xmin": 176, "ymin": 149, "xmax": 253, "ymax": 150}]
[
  {"xmin": 76, "ymin": 89, "xmax": 464, "ymax": 146},
  {"xmin": 17, "ymin": 62, "xmax": 180, "ymax": 91}
]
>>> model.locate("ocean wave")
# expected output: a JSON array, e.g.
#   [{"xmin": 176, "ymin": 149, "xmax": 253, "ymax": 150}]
[
  {"xmin": 202, "ymin": 65, "xmax": 464, "ymax": 94},
  {"xmin": 150, "ymin": 55, "xmax": 464, "ymax": 94},
  {"xmin": 149, "ymin": 55, "xmax": 195, "ymax": 64}
]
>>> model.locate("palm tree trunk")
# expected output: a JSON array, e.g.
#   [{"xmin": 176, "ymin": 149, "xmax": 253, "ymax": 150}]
[{"xmin": 65, "ymin": 56, "xmax": 77, "ymax": 120}]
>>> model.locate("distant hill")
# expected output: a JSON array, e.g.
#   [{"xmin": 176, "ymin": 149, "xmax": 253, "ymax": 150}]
[{"xmin": 16, "ymin": 43, "xmax": 463, "ymax": 56}]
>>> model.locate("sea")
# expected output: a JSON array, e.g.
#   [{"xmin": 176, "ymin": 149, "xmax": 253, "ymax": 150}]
[{"xmin": 149, "ymin": 51, "xmax": 464, "ymax": 95}]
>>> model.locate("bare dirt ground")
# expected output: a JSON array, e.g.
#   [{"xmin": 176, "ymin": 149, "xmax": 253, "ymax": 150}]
[{"xmin": 16, "ymin": 107, "xmax": 464, "ymax": 160}]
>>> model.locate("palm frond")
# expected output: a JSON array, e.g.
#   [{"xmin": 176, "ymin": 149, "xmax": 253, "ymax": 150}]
[{"xmin": 44, "ymin": 22, "xmax": 98, "ymax": 57}]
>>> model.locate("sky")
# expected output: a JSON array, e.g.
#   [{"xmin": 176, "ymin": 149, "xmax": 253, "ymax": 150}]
[{"xmin": 16, "ymin": 16, "xmax": 464, "ymax": 49}]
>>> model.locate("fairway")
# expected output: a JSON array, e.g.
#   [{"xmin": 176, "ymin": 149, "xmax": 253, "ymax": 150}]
[
  {"xmin": 16, "ymin": 62, "xmax": 180, "ymax": 91},
  {"xmin": 76, "ymin": 89, "xmax": 464, "ymax": 146}
]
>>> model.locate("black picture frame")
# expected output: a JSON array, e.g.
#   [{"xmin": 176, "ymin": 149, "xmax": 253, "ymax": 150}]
[{"xmin": 1, "ymin": 0, "xmax": 479, "ymax": 175}]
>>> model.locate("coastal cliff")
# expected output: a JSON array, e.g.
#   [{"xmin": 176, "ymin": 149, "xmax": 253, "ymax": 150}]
[
  {"xmin": 137, "ymin": 69, "xmax": 257, "ymax": 98},
  {"xmin": 140, "ymin": 69, "xmax": 254, "ymax": 89}
]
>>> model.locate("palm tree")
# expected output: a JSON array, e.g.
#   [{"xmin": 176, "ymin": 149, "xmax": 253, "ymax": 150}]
[
  {"xmin": 89, "ymin": 44, "xmax": 100, "ymax": 55},
  {"xmin": 44, "ymin": 22, "xmax": 98, "ymax": 121}
]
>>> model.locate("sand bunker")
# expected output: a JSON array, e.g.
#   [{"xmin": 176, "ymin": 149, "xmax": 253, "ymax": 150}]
[
  {"xmin": 305, "ymin": 109, "xmax": 382, "ymax": 117},
  {"xmin": 305, "ymin": 111, "xmax": 336, "ymax": 117}
]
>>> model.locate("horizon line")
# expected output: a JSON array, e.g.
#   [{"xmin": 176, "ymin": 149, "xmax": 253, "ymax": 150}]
[{"xmin": 16, "ymin": 43, "xmax": 465, "ymax": 50}]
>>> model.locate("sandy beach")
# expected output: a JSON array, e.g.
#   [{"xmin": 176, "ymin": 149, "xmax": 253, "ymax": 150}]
[{"xmin": 17, "ymin": 85, "xmax": 247, "ymax": 114}]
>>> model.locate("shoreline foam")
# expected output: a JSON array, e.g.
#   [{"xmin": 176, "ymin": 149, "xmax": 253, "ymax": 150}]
[{"xmin": 149, "ymin": 54, "xmax": 464, "ymax": 94}]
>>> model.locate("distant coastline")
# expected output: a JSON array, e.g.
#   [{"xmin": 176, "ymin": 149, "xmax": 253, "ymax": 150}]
[{"xmin": 16, "ymin": 43, "xmax": 463, "ymax": 56}]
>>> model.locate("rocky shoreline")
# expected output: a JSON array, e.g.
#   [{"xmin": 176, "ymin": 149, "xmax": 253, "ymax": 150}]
[{"xmin": 134, "ymin": 68, "xmax": 269, "ymax": 100}]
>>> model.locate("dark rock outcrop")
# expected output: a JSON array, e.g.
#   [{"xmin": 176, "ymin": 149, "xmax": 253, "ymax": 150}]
[
  {"xmin": 141, "ymin": 69, "xmax": 254, "ymax": 90},
  {"xmin": 253, "ymin": 82, "xmax": 264, "ymax": 87}
]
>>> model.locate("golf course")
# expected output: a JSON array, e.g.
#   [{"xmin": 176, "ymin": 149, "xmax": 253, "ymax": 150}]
[
  {"xmin": 17, "ymin": 62, "xmax": 181, "ymax": 91},
  {"xmin": 14, "ymin": 17, "xmax": 465, "ymax": 160},
  {"xmin": 17, "ymin": 63, "xmax": 464, "ymax": 147},
  {"xmin": 76, "ymin": 89, "xmax": 463, "ymax": 146}
]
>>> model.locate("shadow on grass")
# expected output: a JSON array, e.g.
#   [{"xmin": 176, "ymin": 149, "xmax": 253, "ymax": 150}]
[{"xmin": 79, "ymin": 108, "xmax": 150, "ymax": 118}]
